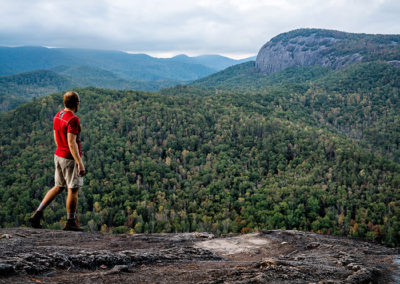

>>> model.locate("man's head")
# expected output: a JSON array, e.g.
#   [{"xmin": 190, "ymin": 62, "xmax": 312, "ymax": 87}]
[{"xmin": 64, "ymin": 91, "xmax": 80, "ymax": 112}]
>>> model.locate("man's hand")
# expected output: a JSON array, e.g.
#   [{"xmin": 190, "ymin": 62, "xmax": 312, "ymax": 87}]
[{"xmin": 78, "ymin": 162, "xmax": 86, "ymax": 177}]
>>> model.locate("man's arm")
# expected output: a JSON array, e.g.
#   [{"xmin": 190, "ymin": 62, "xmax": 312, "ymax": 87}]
[
  {"xmin": 53, "ymin": 130, "xmax": 58, "ymax": 146},
  {"xmin": 67, "ymin": 133, "xmax": 85, "ymax": 176}
]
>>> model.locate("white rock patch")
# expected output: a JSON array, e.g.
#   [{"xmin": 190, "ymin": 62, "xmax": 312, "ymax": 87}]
[{"xmin": 195, "ymin": 233, "xmax": 270, "ymax": 255}]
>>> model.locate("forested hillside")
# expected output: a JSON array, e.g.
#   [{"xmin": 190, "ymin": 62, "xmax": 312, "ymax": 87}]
[
  {"xmin": 0, "ymin": 70, "xmax": 74, "ymax": 112},
  {"xmin": 0, "ymin": 67, "xmax": 177, "ymax": 113},
  {"xmin": 1, "ymin": 29, "xmax": 400, "ymax": 247},
  {"xmin": 1, "ymin": 85, "xmax": 400, "ymax": 246},
  {"xmin": 191, "ymin": 61, "xmax": 400, "ymax": 163}
]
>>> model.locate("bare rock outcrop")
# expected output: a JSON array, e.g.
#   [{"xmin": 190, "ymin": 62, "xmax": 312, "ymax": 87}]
[
  {"xmin": 0, "ymin": 228, "xmax": 399, "ymax": 283},
  {"xmin": 255, "ymin": 28, "xmax": 400, "ymax": 74}
]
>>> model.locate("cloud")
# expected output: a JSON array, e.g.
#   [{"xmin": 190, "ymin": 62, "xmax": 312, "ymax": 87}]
[{"xmin": 0, "ymin": 0, "xmax": 399, "ymax": 57}]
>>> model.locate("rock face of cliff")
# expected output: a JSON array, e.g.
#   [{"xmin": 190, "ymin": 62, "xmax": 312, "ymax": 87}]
[
  {"xmin": 256, "ymin": 28, "xmax": 400, "ymax": 74},
  {"xmin": 0, "ymin": 228, "xmax": 399, "ymax": 283}
]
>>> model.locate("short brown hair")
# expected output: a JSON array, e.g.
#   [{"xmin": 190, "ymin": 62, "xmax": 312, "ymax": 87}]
[{"xmin": 64, "ymin": 91, "xmax": 80, "ymax": 109}]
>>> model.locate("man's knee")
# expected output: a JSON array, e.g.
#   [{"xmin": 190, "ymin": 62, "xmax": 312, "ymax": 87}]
[
  {"xmin": 54, "ymin": 186, "xmax": 66, "ymax": 193},
  {"xmin": 68, "ymin": 187, "xmax": 80, "ymax": 194}
]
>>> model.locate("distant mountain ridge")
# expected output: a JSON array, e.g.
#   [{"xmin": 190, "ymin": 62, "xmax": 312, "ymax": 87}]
[
  {"xmin": 0, "ymin": 70, "xmax": 73, "ymax": 112},
  {"xmin": 0, "ymin": 46, "xmax": 253, "ymax": 81},
  {"xmin": 171, "ymin": 54, "xmax": 255, "ymax": 70},
  {"xmin": 256, "ymin": 28, "xmax": 400, "ymax": 74},
  {"xmin": 51, "ymin": 65, "xmax": 178, "ymax": 91},
  {"xmin": 0, "ymin": 46, "xmax": 254, "ymax": 111},
  {"xmin": 0, "ymin": 67, "xmax": 181, "ymax": 112}
]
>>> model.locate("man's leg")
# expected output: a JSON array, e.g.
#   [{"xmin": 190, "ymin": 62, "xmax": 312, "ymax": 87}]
[
  {"xmin": 29, "ymin": 186, "xmax": 65, "ymax": 228},
  {"xmin": 64, "ymin": 187, "xmax": 83, "ymax": 231},
  {"xmin": 66, "ymin": 187, "xmax": 79, "ymax": 220},
  {"xmin": 64, "ymin": 157, "xmax": 84, "ymax": 231},
  {"xmin": 40, "ymin": 186, "xmax": 65, "ymax": 209}
]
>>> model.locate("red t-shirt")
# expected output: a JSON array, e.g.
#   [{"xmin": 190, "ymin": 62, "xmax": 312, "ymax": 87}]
[{"xmin": 53, "ymin": 110, "xmax": 82, "ymax": 159}]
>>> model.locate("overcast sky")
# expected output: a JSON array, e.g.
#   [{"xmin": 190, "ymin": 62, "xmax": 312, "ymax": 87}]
[{"xmin": 0, "ymin": 0, "xmax": 399, "ymax": 59}]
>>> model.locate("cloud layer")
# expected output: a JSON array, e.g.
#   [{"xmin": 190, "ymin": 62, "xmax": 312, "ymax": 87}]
[{"xmin": 0, "ymin": 0, "xmax": 399, "ymax": 58}]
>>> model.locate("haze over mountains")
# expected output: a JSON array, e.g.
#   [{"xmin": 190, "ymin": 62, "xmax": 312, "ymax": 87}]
[
  {"xmin": 1, "ymin": 28, "xmax": 400, "ymax": 248},
  {"xmin": 0, "ymin": 46, "xmax": 255, "ymax": 78},
  {"xmin": 0, "ymin": 46, "xmax": 255, "ymax": 111},
  {"xmin": 3, "ymin": 28, "xmax": 399, "ymax": 113}
]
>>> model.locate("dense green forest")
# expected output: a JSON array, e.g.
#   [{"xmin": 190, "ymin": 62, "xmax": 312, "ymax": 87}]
[
  {"xmin": 191, "ymin": 61, "xmax": 400, "ymax": 163},
  {"xmin": 0, "ymin": 70, "xmax": 74, "ymax": 112},
  {"xmin": 53, "ymin": 65, "xmax": 178, "ymax": 92},
  {"xmin": 1, "ymin": 61, "xmax": 400, "ymax": 246}
]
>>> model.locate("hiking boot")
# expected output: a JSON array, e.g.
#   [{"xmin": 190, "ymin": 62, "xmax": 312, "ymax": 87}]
[
  {"xmin": 29, "ymin": 211, "xmax": 43, "ymax": 229},
  {"xmin": 63, "ymin": 218, "xmax": 83, "ymax": 231}
]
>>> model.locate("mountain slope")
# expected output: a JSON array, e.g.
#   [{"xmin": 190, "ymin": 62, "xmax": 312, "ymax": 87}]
[
  {"xmin": 190, "ymin": 61, "xmax": 330, "ymax": 91},
  {"xmin": 171, "ymin": 54, "xmax": 256, "ymax": 70},
  {"xmin": 1, "ymin": 87, "xmax": 400, "ymax": 246},
  {"xmin": 54, "ymin": 65, "xmax": 178, "ymax": 91},
  {"xmin": 256, "ymin": 28, "xmax": 400, "ymax": 74},
  {"xmin": 190, "ymin": 60, "xmax": 400, "ymax": 164},
  {"xmin": 0, "ymin": 70, "xmax": 74, "ymax": 112},
  {"xmin": 0, "ymin": 67, "xmax": 178, "ymax": 112},
  {"xmin": 0, "ymin": 46, "xmax": 258, "ymax": 112},
  {"xmin": 0, "ymin": 46, "xmax": 77, "ymax": 75},
  {"xmin": 0, "ymin": 46, "xmax": 253, "ymax": 111},
  {"xmin": 0, "ymin": 46, "xmax": 218, "ymax": 81}
]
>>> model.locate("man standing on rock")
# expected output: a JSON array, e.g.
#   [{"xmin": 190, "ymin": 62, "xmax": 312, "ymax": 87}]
[{"xmin": 29, "ymin": 91, "xmax": 85, "ymax": 231}]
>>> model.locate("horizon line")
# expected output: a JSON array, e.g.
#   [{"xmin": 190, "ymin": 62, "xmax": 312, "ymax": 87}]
[{"xmin": 0, "ymin": 44, "xmax": 256, "ymax": 60}]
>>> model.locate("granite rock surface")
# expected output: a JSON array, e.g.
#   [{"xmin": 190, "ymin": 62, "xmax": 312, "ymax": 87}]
[{"xmin": 0, "ymin": 228, "xmax": 399, "ymax": 283}]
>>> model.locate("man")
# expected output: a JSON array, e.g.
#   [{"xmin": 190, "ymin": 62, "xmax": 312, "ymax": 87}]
[{"xmin": 29, "ymin": 91, "xmax": 85, "ymax": 231}]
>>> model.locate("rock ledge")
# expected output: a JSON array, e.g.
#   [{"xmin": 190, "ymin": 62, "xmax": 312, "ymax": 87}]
[{"xmin": 0, "ymin": 228, "xmax": 399, "ymax": 283}]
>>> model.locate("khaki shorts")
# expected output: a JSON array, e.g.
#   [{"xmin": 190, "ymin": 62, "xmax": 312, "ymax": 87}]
[{"xmin": 54, "ymin": 155, "xmax": 83, "ymax": 189}]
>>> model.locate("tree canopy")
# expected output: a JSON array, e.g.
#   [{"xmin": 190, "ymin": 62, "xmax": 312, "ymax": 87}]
[{"xmin": 1, "ymin": 59, "xmax": 400, "ymax": 247}]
